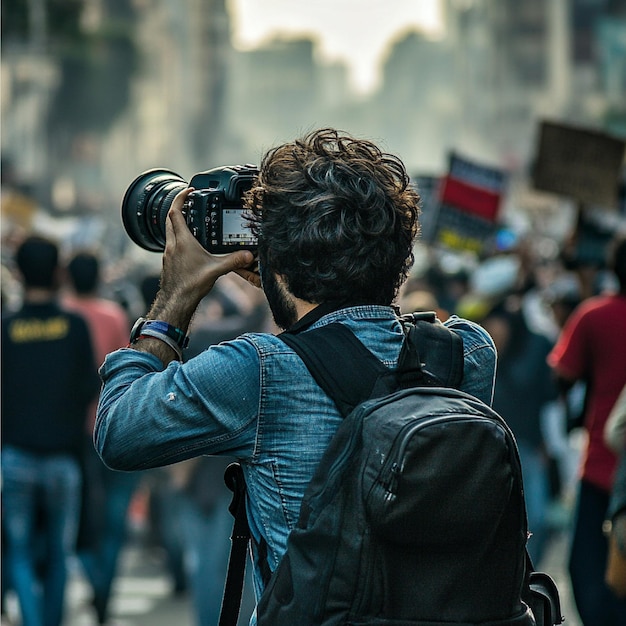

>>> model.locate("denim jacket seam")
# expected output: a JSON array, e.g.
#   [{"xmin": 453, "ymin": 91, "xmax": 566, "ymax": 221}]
[
  {"xmin": 268, "ymin": 459, "xmax": 296, "ymax": 562},
  {"xmin": 125, "ymin": 417, "xmax": 257, "ymax": 469},
  {"xmin": 252, "ymin": 345, "xmax": 266, "ymax": 461},
  {"xmin": 244, "ymin": 334, "xmax": 290, "ymax": 461},
  {"xmin": 463, "ymin": 343, "xmax": 496, "ymax": 357},
  {"xmin": 308, "ymin": 305, "xmax": 398, "ymax": 329}
]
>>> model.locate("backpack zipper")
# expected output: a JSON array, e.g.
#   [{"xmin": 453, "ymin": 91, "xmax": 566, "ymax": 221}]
[{"xmin": 382, "ymin": 413, "xmax": 505, "ymax": 497}]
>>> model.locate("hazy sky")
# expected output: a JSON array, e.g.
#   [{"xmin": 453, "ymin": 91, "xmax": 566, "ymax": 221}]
[{"xmin": 228, "ymin": 0, "xmax": 444, "ymax": 93}]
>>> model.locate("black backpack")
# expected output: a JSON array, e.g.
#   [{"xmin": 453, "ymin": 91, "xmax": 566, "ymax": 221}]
[{"xmin": 219, "ymin": 313, "xmax": 563, "ymax": 626}]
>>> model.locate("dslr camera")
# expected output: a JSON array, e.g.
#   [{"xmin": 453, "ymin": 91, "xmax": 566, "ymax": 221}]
[{"xmin": 121, "ymin": 164, "xmax": 259, "ymax": 254}]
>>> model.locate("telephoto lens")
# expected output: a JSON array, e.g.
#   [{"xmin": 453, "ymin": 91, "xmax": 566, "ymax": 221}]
[
  {"xmin": 122, "ymin": 165, "xmax": 259, "ymax": 254},
  {"xmin": 121, "ymin": 169, "xmax": 188, "ymax": 252}
]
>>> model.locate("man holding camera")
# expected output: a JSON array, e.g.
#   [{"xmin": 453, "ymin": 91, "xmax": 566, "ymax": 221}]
[{"xmin": 95, "ymin": 128, "xmax": 496, "ymax": 617}]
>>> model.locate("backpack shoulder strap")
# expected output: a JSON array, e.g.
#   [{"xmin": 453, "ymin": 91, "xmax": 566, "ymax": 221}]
[
  {"xmin": 278, "ymin": 313, "xmax": 464, "ymax": 417},
  {"xmin": 399, "ymin": 312, "xmax": 464, "ymax": 389},
  {"xmin": 279, "ymin": 322, "xmax": 388, "ymax": 418}
]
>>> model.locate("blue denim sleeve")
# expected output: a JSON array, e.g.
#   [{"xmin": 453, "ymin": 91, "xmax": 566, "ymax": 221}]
[
  {"xmin": 443, "ymin": 315, "xmax": 496, "ymax": 406},
  {"xmin": 95, "ymin": 339, "xmax": 261, "ymax": 471}
]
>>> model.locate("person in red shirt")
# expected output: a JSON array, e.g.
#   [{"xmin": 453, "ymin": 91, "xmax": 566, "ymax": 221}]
[
  {"xmin": 548, "ymin": 234, "xmax": 626, "ymax": 625},
  {"xmin": 64, "ymin": 250, "xmax": 141, "ymax": 625}
]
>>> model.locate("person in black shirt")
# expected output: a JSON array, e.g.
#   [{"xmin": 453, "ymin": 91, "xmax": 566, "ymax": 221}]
[{"xmin": 1, "ymin": 235, "xmax": 100, "ymax": 626}]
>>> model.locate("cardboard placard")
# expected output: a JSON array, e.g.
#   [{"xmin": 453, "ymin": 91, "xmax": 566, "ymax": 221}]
[{"xmin": 532, "ymin": 121, "xmax": 625, "ymax": 209}]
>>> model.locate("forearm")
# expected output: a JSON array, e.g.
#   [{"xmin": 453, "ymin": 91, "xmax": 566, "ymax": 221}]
[
  {"xmin": 94, "ymin": 350, "xmax": 168, "ymax": 469},
  {"xmin": 133, "ymin": 288, "xmax": 201, "ymax": 365},
  {"xmin": 94, "ymin": 337, "xmax": 262, "ymax": 470},
  {"xmin": 95, "ymin": 351, "xmax": 212, "ymax": 470}
]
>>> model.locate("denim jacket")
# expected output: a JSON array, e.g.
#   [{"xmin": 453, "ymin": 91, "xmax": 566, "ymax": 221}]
[{"xmin": 95, "ymin": 306, "xmax": 495, "ymax": 605}]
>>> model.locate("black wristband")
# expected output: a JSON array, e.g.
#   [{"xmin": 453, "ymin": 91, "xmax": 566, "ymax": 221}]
[{"xmin": 130, "ymin": 317, "xmax": 189, "ymax": 350}]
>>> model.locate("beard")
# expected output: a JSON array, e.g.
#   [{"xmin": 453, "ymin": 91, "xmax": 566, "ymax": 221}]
[{"xmin": 260, "ymin": 264, "xmax": 298, "ymax": 330}]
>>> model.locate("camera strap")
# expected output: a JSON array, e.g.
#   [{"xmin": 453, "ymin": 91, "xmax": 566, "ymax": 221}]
[{"xmin": 219, "ymin": 463, "xmax": 251, "ymax": 626}]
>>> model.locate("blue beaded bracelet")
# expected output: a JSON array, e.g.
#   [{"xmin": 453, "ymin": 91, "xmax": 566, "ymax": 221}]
[{"xmin": 130, "ymin": 317, "xmax": 189, "ymax": 351}]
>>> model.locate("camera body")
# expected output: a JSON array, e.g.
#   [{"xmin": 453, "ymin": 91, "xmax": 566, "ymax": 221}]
[
  {"xmin": 184, "ymin": 165, "xmax": 258, "ymax": 254},
  {"xmin": 121, "ymin": 164, "xmax": 259, "ymax": 254}
]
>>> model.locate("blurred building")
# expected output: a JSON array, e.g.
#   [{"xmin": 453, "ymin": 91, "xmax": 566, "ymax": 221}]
[
  {"xmin": 1, "ymin": 0, "xmax": 624, "ymax": 255},
  {"xmin": 226, "ymin": 37, "xmax": 354, "ymax": 156}
]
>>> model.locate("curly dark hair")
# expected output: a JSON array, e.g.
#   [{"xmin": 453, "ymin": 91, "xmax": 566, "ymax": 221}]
[{"xmin": 246, "ymin": 128, "xmax": 420, "ymax": 305}]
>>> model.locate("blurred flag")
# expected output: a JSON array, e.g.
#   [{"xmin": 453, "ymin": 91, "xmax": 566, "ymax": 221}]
[{"xmin": 432, "ymin": 152, "xmax": 507, "ymax": 255}]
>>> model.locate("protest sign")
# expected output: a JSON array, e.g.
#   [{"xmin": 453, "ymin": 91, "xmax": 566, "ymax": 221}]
[{"xmin": 532, "ymin": 121, "xmax": 625, "ymax": 209}]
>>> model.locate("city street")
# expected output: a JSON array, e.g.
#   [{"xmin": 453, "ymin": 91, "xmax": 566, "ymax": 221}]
[
  {"xmin": 1, "ymin": 533, "xmax": 255, "ymax": 626},
  {"xmin": 2, "ymin": 523, "xmax": 581, "ymax": 626}
]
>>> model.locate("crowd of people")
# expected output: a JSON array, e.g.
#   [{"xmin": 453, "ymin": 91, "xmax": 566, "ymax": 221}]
[
  {"xmin": 1, "ymin": 239, "xmax": 263, "ymax": 626},
  {"xmin": 1, "ymin": 127, "xmax": 626, "ymax": 626}
]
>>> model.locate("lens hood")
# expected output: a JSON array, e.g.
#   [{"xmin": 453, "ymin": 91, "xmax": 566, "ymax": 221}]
[{"xmin": 121, "ymin": 169, "xmax": 187, "ymax": 252}]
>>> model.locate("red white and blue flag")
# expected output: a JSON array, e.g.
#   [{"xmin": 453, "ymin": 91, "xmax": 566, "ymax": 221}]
[{"xmin": 433, "ymin": 153, "xmax": 507, "ymax": 254}]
